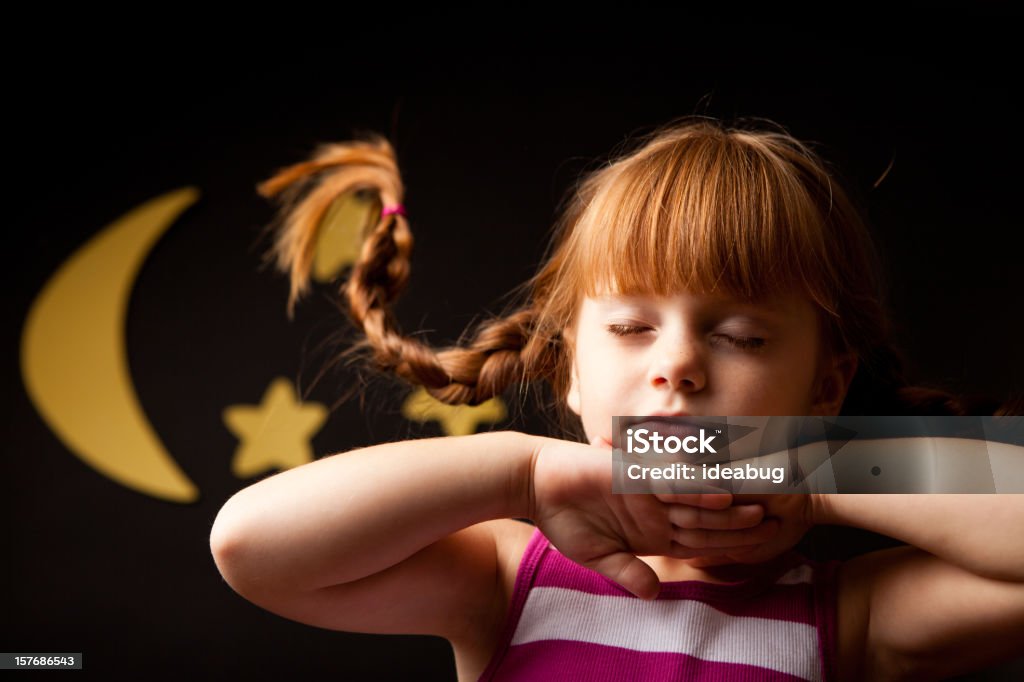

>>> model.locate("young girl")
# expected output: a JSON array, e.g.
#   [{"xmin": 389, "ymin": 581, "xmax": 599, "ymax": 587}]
[{"xmin": 209, "ymin": 117, "xmax": 1024, "ymax": 681}]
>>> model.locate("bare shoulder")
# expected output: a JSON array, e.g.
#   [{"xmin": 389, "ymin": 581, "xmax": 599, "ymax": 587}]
[
  {"xmin": 448, "ymin": 518, "xmax": 536, "ymax": 682},
  {"xmin": 458, "ymin": 518, "xmax": 536, "ymax": 638},
  {"xmin": 835, "ymin": 546, "xmax": 1024, "ymax": 681},
  {"xmin": 227, "ymin": 517, "xmax": 535, "ymax": 650},
  {"xmin": 488, "ymin": 518, "xmax": 537, "ymax": 603},
  {"xmin": 833, "ymin": 551, "xmax": 874, "ymax": 682}
]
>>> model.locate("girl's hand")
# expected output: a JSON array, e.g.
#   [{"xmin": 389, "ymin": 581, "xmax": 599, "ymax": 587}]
[
  {"xmin": 680, "ymin": 493, "xmax": 815, "ymax": 566},
  {"xmin": 528, "ymin": 437, "xmax": 781, "ymax": 600}
]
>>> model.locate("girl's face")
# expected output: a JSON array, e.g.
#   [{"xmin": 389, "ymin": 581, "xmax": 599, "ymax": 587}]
[{"xmin": 566, "ymin": 289, "xmax": 855, "ymax": 447}]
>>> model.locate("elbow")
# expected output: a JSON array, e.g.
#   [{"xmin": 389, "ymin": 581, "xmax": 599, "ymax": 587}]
[
  {"xmin": 210, "ymin": 502, "xmax": 315, "ymax": 618},
  {"xmin": 209, "ymin": 527, "xmax": 241, "ymax": 592},
  {"xmin": 209, "ymin": 496, "xmax": 260, "ymax": 598}
]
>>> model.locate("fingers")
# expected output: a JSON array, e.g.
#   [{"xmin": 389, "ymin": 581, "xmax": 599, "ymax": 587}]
[
  {"xmin": 653, "ymin": 491, "xmax": 734, "ymax": 509},
  {"xmin": 673, "ymin": 518, "xmax": 780, "ymax": 549},
  {"xmin": 588, "ymin": 552, "xmax": 662, "ymax": 601},
  {"xmin": 667, "ymin": 502, "xmax": 765, "ymax": 530}
]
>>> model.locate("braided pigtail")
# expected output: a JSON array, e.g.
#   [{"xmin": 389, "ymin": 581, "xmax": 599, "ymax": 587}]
[
  {"xmin": 257, "ymin": 134, "xmax": 563, "ymax": 406},
  {"xmin": 257, "ymin": 134, "xmax": 407, "ymax": 315}
]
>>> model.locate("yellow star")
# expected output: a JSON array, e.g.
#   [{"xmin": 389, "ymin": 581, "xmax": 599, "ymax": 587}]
[
  {"xmin": 312, "ymin": 190, "xmax": 379, "ymax": 283},
  {"xmin": 401, "ymin": 387, "xmax": 507, "ymax": 436},
  {"xmin": 223, "ymin": 377, "xmax": 328, "ymax": 478}
]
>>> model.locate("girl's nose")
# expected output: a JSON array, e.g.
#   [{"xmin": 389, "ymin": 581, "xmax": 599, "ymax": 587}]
[{"xmin": 648, "ymin": 337, "xmax": 706, "ymax": 392}]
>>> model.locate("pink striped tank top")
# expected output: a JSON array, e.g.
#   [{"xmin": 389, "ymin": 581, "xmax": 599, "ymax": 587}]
[{"xmin": 477, "ymin": 526, "xmax": 840, "ymax": 682}]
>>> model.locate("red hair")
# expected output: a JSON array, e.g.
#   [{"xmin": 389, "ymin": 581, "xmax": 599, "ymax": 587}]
[{"xmin": 257, "ymin": 117, "xmax": 1020, "ymax": 432}]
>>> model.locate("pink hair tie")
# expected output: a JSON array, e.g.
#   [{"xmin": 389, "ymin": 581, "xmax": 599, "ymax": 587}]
[{"xmin": 381, "ymin": 204, "xmax": 406, "ymax": 217}]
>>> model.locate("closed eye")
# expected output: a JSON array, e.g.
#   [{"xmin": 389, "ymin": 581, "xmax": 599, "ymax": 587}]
[
  {"xmin": 606, "ymin": 324, "xmax": 651, "ymax": 337},
  {"xmin": 714, "ymin": 335, "xmax": 766, "ymax": 351},
  {"xmin": 607, "ymin": 325, "xmax": 767, "ymax": 352}
]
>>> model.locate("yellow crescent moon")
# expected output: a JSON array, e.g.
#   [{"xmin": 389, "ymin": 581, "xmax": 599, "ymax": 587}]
[{"xmin": 20, "ymin": 187, "xmax": 201, "ymax": 503}]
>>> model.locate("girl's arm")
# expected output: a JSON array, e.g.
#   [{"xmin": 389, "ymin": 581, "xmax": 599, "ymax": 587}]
[
  {"xmin": 210, "ymin": 430, "xmax": 770, "ymax": 641},
  {"xmin": 816, "ymin": 495, "xmax": 1024, "ymax": 581},
  {"xmin": 816, "ymin": 494, "xmax": 1024, "ymax": 680},
  {"xmin": 209, "ymin": 430, "xmax": 535, "ymax": 641}
]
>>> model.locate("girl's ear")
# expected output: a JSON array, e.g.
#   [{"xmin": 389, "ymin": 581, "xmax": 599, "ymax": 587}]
[
  {"xmin": 562, "ymin": 322, "xmax": 583, "ymax": 417},
  {"xmin": 810, "ymin": 352, "xmax": 859, "ymax": 416},
  {"xmin": 566, "ymin": 360, "xmax": 582, "ymax": 417}
]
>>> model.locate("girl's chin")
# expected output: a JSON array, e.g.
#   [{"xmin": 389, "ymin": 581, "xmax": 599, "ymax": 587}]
[{"xmin": 683, "ymin": 555, "xmax": 740, "ymax": 568}]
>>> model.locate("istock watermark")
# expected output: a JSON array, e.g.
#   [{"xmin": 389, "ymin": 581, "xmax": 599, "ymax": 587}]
[{"xmin": 610, "ymin": 416, "xmax": 1024, "ymax": 494}]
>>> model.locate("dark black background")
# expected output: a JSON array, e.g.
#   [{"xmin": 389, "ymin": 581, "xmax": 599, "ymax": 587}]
[{"xmin": 4, "ymin": 18, "xmax": 1022, "ymax": 680}]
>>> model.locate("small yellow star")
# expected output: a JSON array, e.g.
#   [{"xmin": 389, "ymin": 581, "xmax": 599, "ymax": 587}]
[
  {"xmin": 222, "ymin": 377, "xmax": 328, "ymax": 478},
  {"xmin": 312, "ymin": 190, "xmax": 378, "ymax": 283},
  {"xmin": 402, "ymin": 387, "xmax": 507, "ymax": 436}
]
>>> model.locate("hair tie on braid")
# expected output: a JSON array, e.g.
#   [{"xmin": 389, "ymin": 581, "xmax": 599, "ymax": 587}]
[
  {"xmin": 256, "ymin": 134, "xmax": 407, "ymax": 316},
  {"xmin": 258, "ymin": 136, "xmax": 551, "ymax": 410}
]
